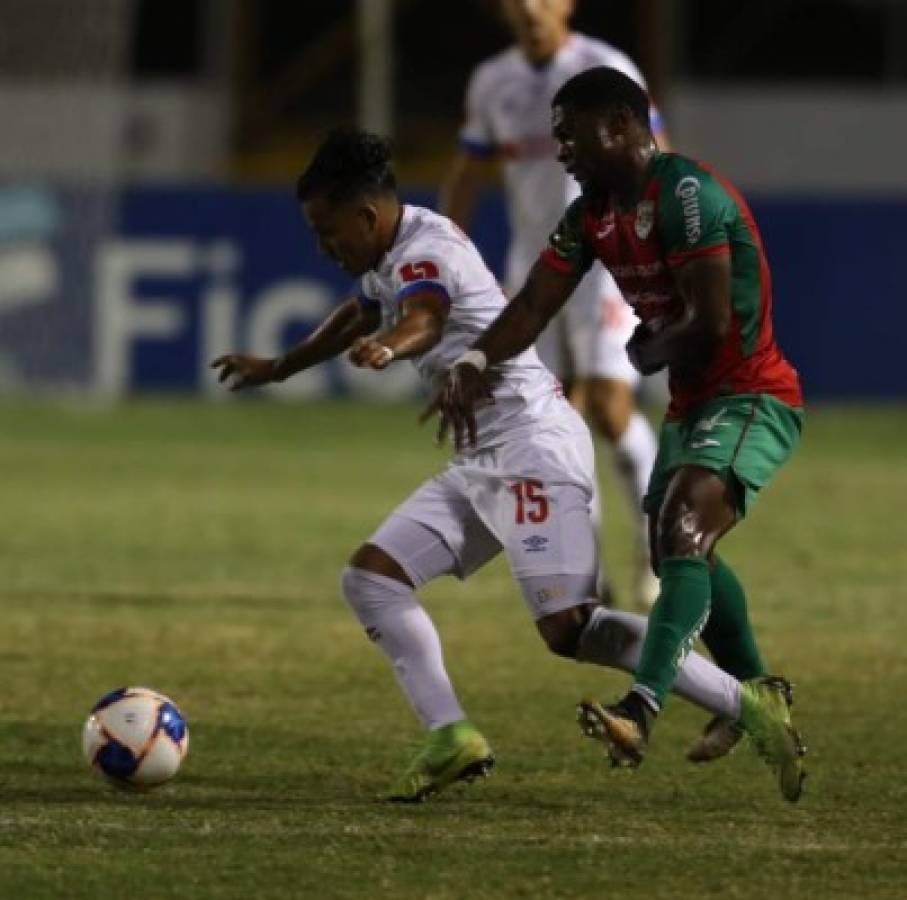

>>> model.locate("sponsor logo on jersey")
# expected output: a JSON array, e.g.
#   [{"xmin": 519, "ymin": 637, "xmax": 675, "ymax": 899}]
[
  {"xmin": 635, "ymin": 200, "xmax": 654, "ymax": 239},
  {"xmin": 675, "ymin": 175, "xmax": 702, "ymax": 245},
  {"xmin": 611, "ymin": 261, "xmax": 665, "ymax": 278},
  {"xmin": 522, "ymin": 534, "xmax": 549, "ymax": 553},
  {"xmin": 399, "ymin": 260, "xmax": 440, "ymax": 282}
]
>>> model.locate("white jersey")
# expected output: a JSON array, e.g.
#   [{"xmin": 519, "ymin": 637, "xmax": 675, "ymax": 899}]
[
  {"xmin": 460, "ymin": 33, "xmax": 654, "ymax": 276},
  {"xmin": 357, "ymin": 204, "xmax": 584, "ymax": 452}
]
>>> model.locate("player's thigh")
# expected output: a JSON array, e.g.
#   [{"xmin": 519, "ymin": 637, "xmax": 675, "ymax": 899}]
[
  {"xmin": 581, "ymin": 376, "xmax": 636, "ymax": 442},
  {"xmin": 367, "ymin": 472, "xmax": 501, "ymax": 587},
  {"xmin": 644, "ymin": 394, "xmax": 803, "ymax": 522},
  {"xmin": 477, "ymin": 477, "xmax": 598, "ymax": 620}
]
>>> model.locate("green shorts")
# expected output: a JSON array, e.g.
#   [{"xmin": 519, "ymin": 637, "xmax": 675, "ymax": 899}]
[{"xmin": 643, "ymin": 394, "xmax": 804, "ymax": 519}]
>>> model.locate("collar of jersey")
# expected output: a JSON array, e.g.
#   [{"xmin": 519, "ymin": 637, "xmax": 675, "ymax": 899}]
[{"xmin": 375, "ymin": 204, "xmax": 412, "ymax": 276}]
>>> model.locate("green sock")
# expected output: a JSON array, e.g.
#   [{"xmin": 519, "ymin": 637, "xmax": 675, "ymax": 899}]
[
  {"xmin": 700, "ymin": 557, "xmax": 766, "ymax": 681},
  {"xmin": 633, "ymin": 556, "xmax": 711, "ymax": 708}
]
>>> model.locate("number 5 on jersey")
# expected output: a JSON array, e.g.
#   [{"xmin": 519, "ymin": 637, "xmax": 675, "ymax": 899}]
[{"xmin": 510, "ymin": 479, "xmax": 548, "ymax": 524}]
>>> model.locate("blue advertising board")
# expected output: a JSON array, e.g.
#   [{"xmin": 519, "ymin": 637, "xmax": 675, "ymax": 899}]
[{"xmin": 0, "ymin": 184, "xmax": 903, "ymax": 401}]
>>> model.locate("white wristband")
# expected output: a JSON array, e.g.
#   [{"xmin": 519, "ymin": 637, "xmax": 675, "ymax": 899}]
[
  {"xmin": 375, "ymin": 344, "xmax": 395, "ymax": 365},
  {"xmin": 453, "ymin": 349, "xmax": 487, "ymax": 373}
]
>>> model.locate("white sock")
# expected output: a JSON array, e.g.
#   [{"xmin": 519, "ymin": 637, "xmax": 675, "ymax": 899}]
[
  {"xmin": 341, "ymin": 566, "xmax": 465, "ymax": 730},
  {"xmin": 613, "ymin": 411, "xmax": 658, "ymax": 547},
  {"xmin": 575, "ymin": 607, "xmax": 741, "ymax": 719}
]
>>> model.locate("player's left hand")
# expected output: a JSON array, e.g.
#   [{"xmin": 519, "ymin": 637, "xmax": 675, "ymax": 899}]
[
  {"xmin": 210, "ymin": 353, "xmax": 276, "ymax": 391},
  {"xmin": 348, "ymin": 337, "xmax": 395, "ymax": 369},
  {"xmin": 420, "ymin": 362, "xmax": 494, "ymax": 450}
]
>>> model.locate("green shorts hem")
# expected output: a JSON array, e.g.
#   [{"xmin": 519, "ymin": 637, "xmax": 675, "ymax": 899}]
[{"xmin": 642, "ymin": 394, "xmax": 803, "ymax": 519}]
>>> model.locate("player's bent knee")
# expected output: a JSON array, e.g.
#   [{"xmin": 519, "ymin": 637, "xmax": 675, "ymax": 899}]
[
  {"xmin": 657, "ymin": 467, "xmax": 737, "ymax": 560},
  {"xmin": 657, "ymin": 513, "xmax": 710, "ymax": 560},
  {"xmin": 340, "ymin": 564, "xmax": 414, "ymax": 634},
  {"xmin": 536, "ymin": 605, "xmax": 594, "ymax": 659},
  {"xmin": 348, "ymin": 543, "xmax": 414, "ymax": 588}
]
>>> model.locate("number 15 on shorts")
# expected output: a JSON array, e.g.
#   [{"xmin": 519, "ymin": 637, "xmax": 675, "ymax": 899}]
[{"xmin": 509, "ymin": 479, "xmax": 549, "ymax": 524}]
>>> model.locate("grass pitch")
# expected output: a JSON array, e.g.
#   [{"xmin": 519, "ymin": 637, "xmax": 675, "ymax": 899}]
[{"xmin": 2, "ymin": 398, "xmax": 906, "ymax": 899}]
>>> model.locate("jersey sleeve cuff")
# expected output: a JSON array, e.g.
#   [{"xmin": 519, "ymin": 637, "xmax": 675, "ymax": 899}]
[
  {"xmin": 666, "ymin": 243, "xmax": 730, "ymax": 267},
  {"xmin": 395, "ymin": 280, "xmax": 451, "ymax": 305},
  {"xmin": 459, "ymin": 136, "xmax": 497, "ymax": 159},
  {"xmin": 539, "ymin": 247, "xmax": 576, "ymax": 275}
]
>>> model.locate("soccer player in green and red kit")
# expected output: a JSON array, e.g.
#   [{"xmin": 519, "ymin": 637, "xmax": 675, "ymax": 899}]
[{"xmin": 426, "ymin": 66, "xmax": 807, "ymax": 801}]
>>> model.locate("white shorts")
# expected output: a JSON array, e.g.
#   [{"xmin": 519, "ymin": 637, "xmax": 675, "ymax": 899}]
[
  {"xmin": 368, "ymin": 421, "xmax": 599, "ymax": 619},
  {"xmin": 511, "ymin": 260, "xmax": 639, "ymax": 385}
]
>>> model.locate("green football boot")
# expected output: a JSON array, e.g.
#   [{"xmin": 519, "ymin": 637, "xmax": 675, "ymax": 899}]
[
  {"xmin": 386, "ymin": 720, "xmax": 494, "ymax": 803},
  {"xmin": 737, "ymin": 676, "xmax": 807, "ymax": 802}
]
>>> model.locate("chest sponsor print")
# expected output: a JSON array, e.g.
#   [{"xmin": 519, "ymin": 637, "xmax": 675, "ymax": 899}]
[{"xmin": 675, "ymin": 176, "xmax": 702, "ymax": 245}]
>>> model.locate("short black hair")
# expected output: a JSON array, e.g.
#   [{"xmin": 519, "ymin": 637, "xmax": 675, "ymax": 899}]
[
  {"xmin": 296, "ymin": 127, "xmax": 397, "ymax": 205},
  {"xmin": 552, "ymin": 66, "xmax": 651, "ymax": 130}
]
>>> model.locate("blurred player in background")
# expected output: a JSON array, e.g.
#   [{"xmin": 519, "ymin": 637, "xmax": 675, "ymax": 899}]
[
  {"xmin": 441, "ymin": 0, "xmax": 666, "ymax": 608},
  {"xmin": 429, "ymin": 68, "xmax": 807, "ymax": 800},
  {"xmin": 212, "ymin": 128, "xmax": 801, "ymax": 803}
]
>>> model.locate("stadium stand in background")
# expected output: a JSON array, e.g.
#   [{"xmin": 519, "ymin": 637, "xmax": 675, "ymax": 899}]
[{"xmin": 0, "ymin": 0, "xmax": 905, "ymax": 400}]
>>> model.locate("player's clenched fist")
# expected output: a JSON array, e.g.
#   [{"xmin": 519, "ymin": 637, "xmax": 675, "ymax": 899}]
[
  {"xmin": 210, "ymin": 354, "xmax": 276, "ymax": 391},
  {"xmin": 348, "ymin": 337, "xmax": 395, "ymax": 369}
]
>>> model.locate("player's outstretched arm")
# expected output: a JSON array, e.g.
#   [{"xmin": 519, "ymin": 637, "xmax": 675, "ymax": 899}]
[
  {"xmin": 348, "ymin": 292, "xmax": 448, "ymax": 370},
  {"xmin": 475, "ymin": 259, "xmax": 579, "ymax": 364},
  {"xmin": 210, "ymin": 297, "xmax": 379, "ymax": 391},
  {"xmin": 627, "ymin": 254, "xmax": 731, "ymax": 376},
  {"xmin": 422, "ymin": 261, "xmax": 579, "ymax": 449}
]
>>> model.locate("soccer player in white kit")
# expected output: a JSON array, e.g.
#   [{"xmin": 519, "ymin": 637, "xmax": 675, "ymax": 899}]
[
  {"xmin": 441, "ymin": 0, "xmax": 664, "ymax": 607},
  {"xmin": 211, "ymin": 128, "xmax": 764, "ymax": 803}
]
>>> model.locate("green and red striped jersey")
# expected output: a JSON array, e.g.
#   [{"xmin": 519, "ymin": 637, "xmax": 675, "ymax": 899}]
[{"xmin": 540, "ymin": 152, "xmax": 803, "ymax": 419}]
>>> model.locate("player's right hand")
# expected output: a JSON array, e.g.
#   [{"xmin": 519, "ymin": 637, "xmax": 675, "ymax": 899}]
[
  {"xmin": 626, "ymin": 322, "xmax": 665, "ymax": 375},
  {"xmin": 348, "ymin": 337, "xmax": 395, "ymax": 370},
  {"xmin": 210, "ymin": 354, "xmax": 275, "ymax": 391},
  {"xmin": 420, "ymin": 362, "xmax": 494, "ymax": 451}
]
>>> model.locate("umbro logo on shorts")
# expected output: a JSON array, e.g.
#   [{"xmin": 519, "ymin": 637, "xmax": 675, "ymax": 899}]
[{"xmin": 522, "ymin": 535, "xmax": 549, "ymax": 552}]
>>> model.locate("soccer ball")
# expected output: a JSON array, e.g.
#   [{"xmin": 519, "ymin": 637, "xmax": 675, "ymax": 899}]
[{"xmin": 82, "ymin": 686, "xmax": 189, "ymax": 789}]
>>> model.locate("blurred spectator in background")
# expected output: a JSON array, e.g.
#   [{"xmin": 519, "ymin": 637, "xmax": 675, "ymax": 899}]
[{"xmin": 440, "ymin": 0, "xmax": 669, "ymax": 609}]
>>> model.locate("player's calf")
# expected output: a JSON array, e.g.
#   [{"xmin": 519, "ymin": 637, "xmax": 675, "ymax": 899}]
[
  {"xmin": 535, "ymin": 603, "xmax": 597, "ymax": 659},
  {"xmin": 686, "ymin": 715, "xmax": 744, "ymax": 763}
]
